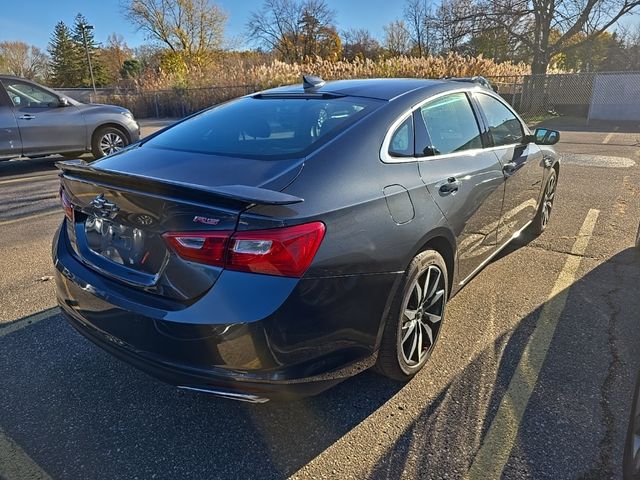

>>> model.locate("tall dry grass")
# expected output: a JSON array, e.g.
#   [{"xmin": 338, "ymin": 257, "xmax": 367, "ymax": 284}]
[{"xmin": 138, "ymin": 53, "xmax": 532, "ymax": 91}]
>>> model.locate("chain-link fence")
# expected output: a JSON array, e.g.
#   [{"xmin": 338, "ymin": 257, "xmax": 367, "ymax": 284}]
[
  {"xmin": 59, "ymin": 71, "xmax": 640, "ymax": 122},
  {"xmin": 59, "ymin": 85, "xmax": 259, "ymax": 118},
  {"xmin": 488, "ymin": 71, "xmax": 640, "ymax": 121}
]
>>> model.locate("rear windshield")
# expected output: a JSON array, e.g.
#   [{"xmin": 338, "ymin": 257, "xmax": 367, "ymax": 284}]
[{"xmin": 143, "ymin": 96, "xmax": 381, "ymax": 159}]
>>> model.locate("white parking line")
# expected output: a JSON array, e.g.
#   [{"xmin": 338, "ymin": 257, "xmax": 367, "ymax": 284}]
[
  {"xmin": 290, "ymin": 210, "xmax": 601, "ymax": 479},
  {"xmin": 0, "ymin": 307, "xmax": 59, "ymax": 338},
  {"xmin": 602, "ymin": 126, "xmax": 620, "ymax": 144},
  {"xmin": 466, "ymin": 208, "xmax": 600, "ymax": 479},
  {"xmin": 0, "ymin": 426, "xmax": 52, "ymax": 480}
]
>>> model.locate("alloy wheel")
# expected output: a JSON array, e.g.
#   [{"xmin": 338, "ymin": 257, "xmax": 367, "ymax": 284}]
[
  {"xmin": 541, "ymin": 173, "xmax": 556, "ymax": 228},
  {"xmin": 400, "ymin": 265, "xmax": 446, "ymax": 366},
  {"xmin": 99, "ymin": 132, "xmax": 125, "ymax": 156}
]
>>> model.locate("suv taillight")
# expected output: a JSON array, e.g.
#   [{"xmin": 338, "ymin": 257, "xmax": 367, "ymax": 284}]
[{"xmin": 163, "ymin": 222, "xmax": 325, "ymax": 278}]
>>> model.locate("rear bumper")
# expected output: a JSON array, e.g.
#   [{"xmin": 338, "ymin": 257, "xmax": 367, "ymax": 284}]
[
  {"xmin": 53, "ymin": 222, "xmax": 401, "ymax": 400},
  {"xmin": 60, "ymin": 306, "xmax": 347, "ymax": 400}
]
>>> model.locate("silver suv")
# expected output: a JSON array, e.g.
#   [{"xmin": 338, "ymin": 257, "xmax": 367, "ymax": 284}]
[{"xmin": 0, "ymin": 75, "xmax": 140, "ymax": 161}]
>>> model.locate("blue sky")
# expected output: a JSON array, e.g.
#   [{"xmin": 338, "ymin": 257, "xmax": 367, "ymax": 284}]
[
  {"xmin": 2, "ymin": 0, "xmax": 637, "ymax": 52},
  {"xmin": 0, "ymin": 0, "xmax": 403, "ymax": 51}
]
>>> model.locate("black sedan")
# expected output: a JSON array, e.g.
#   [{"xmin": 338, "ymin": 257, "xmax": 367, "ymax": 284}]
[{"xmin": 53, "ymin": 76, "xmax": 560, "ymax": 402}]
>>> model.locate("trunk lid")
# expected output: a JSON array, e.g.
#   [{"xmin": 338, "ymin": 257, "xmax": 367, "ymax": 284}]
[
  {"xmin": 94, "ymin": 144, "xmax": 305, "ymax": 191},
  {"xmin": 58, "ymin": 152, "xmax": 303, "ymax": 303}
]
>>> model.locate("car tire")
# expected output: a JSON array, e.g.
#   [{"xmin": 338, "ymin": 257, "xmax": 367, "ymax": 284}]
[
  {"xmin": 528, "ymin": 168, "xmax": 557, "ymax": 238},
  {"xmin": 91, "ymin": 126, "xmax": 128, "ymax": 159},
  {"xmin": 374, "ymin": 249, "xmax": 448, "ymax": 381},
  {"xmin": 623, "ymin": 372, "xmax": 640, "ymax": 480}
]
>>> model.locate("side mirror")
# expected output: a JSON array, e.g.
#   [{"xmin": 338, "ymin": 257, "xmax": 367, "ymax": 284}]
[
  {"xmin": 529, "ymin": 128, "xmax": 560, "ymax": 145},
  {"xmin": 58, "ymin": 97, "xmax": 70, "ymax": 107}
]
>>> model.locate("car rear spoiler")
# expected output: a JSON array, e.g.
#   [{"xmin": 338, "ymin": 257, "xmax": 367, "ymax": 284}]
[{"xmin": 55, "ymin": 160, "xmax": 304, "ymax": 206}]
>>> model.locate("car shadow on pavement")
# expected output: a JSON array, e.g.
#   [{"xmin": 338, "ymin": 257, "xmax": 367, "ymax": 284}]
[
  {"xmin": 368, "ymin": 247, "xmax": 640, "ymax": 479},
  {"xmin": 0, "ymin": 309, "xmax": 403, "ymax": 479},
  {"xmin": 2, "ymin": 249, "xmax": 638, "ymax": 479},
  {"xmin": 0, "ymin": 156, "xmax": 60, "ymax": 178}
]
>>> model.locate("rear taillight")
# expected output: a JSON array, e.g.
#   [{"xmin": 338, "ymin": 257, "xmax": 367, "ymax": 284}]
[
  {"xmin": 229, "ymin": 222, "xmax": 326, "ymax": 277},
  {"xmin": 163, "ymin": 222, "xmax": 325, "ymax": 278},
  {"xmin": 59, "ymin": 189, "xmax": 74, "ymax": 221},
  {"xmin": 162, "ymin": 231, "xmax": 230, "ymax": 268}
]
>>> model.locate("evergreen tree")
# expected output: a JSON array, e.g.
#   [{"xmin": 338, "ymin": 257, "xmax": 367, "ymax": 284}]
[
  {"xmin": 71, "ymin": 14, "xmax": 108, "ymax": 87},
  {"xmin": 48, "ymin": 21, "xmax": 82, "ymax": 87}
]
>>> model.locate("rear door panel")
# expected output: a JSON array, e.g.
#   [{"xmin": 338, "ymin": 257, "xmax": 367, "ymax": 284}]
[
  {"xmin": 0, "ymin": 104, "xmax": 21, "ymax": 158},
  {"xmin": 418, "ymin": 153, "xmax": 505, "ymax": 283},
  {"xmin": 0, "ymin": 83, "xmax": 21, "ymax": 158}
]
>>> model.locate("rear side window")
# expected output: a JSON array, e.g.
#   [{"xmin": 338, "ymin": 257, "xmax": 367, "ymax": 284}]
[
  {"xmin": 476, "ymin": 93, "xmax": 524, "ymax": 146},
  {"xmin": 143, "ymin": 96, "xmax": 379, "ymax": 159},
  {"xmin": 418, "ymin": 93, "xmax": 482, "ymax": 156},
  {"xmin": 388, "ymin": 116, "xmax": 414, "ymax": 157}
]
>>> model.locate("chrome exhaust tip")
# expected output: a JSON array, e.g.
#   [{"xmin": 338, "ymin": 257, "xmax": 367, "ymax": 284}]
[{"xmin": 177, "ymin": 385, "xmax": 270, "ymax": 403}]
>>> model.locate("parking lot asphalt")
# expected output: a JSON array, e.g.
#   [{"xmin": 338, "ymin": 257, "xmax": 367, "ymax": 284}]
[{"xmin": 0, "ymin": 120, "xmax": 639, "ymax": 479}]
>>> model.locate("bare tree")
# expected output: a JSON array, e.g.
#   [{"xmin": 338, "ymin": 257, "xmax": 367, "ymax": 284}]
[
  {"xmin": 432, "ymin": 0, "xmax": 477, "ymax": 53},
  {"xmin": 0, "ymin": 42, "xmax": 48, "ymax": 81},
  {"xmin": 246, "ymin": 0, "xmax": 338, "ymax": 62},
  {"xmin": 124, "ymin": 0, "xmax": 227, "ymax": 61},
  {"xmin": 341, "ymin": 28, "xmax": 382, "ymax": 60},
  {"xmin": 383, "ymin": 20, "xmax": 411, "ymax": 56},
  {"xmin": 474, "ymin": 0, "xmax": 640, "ymax": 73},
  {"xmin": 403, "ymin": 0, "xmax": 434, "ymax": 56}
]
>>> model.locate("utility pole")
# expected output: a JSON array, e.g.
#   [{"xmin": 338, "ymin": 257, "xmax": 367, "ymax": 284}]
[{"xmin": 79, "ymin": 23, "xmax": 97, "ymax": 95}]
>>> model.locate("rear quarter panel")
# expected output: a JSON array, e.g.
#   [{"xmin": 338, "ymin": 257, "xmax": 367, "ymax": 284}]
[{"xmin": 244, "ymin": 99, "xmax": 453, "ymax": 278}]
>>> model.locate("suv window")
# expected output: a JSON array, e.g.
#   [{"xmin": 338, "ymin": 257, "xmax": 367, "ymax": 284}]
[
  {"xmin": 418, "ymin": 93, "xmax": 482, "ymax": 156},
  {"xmin": 476, "ymin": 93, "xmax": 524, "ymax": 147},
  {"xmin": 1, "ymin": 80, "xmax": 59, "ymax": 108},
  {"xmin": 388, "ymin": 115, "xmax": 414, "ymax": 157}
]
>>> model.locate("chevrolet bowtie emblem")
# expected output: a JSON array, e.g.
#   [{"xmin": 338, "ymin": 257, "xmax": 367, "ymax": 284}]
[{"xmin": 89, "ymin": 194, "xmax": 120, "ymax": 219}]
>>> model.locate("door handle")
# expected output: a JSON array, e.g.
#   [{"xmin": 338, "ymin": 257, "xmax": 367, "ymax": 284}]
[
  {"xmin": 439, "ymin": 177, "xmax": 460, "ymax": 194},
  {"xmin": 19, "ymin": 114, "xmax": 35, "ymax": 120},
  {"xmin": 503, "ymin": 161, "xmax": 520, "ymax": 175}
]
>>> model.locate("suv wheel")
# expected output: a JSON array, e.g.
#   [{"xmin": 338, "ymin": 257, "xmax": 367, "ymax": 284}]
[
  {"xmin": 375, "ymin": 250, "xmax": 448, "ymax": 381},
  {"xmin": 92, "ymin": 126, "xmax": 128, "ymax": 159}
]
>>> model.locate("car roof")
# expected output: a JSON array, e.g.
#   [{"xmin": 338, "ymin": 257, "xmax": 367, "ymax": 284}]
[{"xmin": 260, "ymin": 78, "xmax": 481, "ymax": 101}]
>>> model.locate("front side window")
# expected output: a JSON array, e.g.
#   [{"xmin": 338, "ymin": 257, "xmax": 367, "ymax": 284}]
[
  {"xmin": 1, "ymin": 80, "xmax": 58, "ymax": 108},
  {"xmin": 143, "ymin": 96, "xmax": 380, "ymax": 160},
  {"xmin": 419, "ymin": 93, "xmax": 482, "ymax": 156},
  {"xmin": 476, "ymin": 93, "xmax": 524, "ymax": 147}
]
